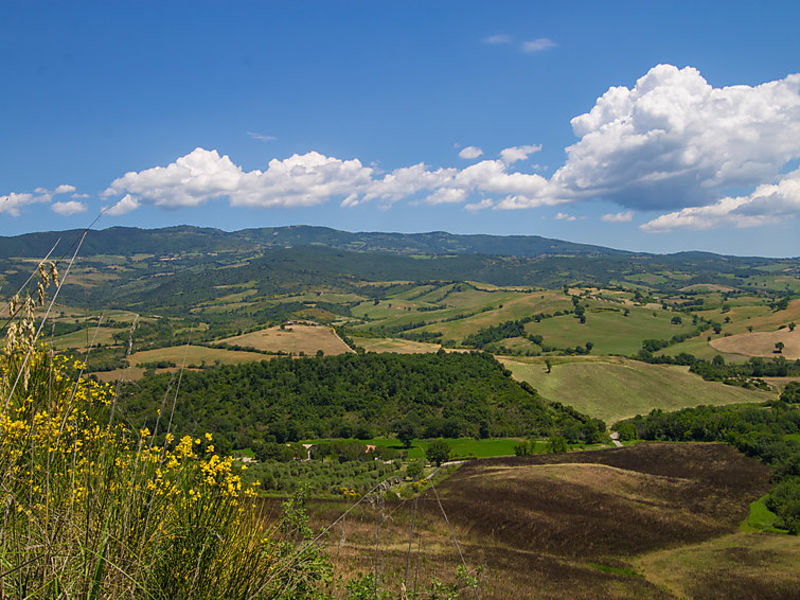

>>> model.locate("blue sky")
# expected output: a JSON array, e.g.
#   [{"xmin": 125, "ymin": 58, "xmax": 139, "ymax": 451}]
[{"xmin": 2, "ymin": 1, "xmax": 800, "ymax": 256}]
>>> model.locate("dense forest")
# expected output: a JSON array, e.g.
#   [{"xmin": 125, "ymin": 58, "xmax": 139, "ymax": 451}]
[{"xmin": 118, "ymin": 351, "xmax": 605, "ymax": 451}]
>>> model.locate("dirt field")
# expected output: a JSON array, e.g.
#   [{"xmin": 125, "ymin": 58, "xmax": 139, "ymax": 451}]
[
  {"xmin": 218, "ymin": 324, "xmax": 353, "ymax": 355},
  {"xmin": 351, "ymin": 336, "xmax": 441, "ymax": 353},
  {"xmin": 710, "ymin": 329, "xmax": 800, "ymax": 359},
  {"xmin": 93, "ymin": 345, "xmax": 266, "ymax": 382},
  {"xmin": 289, "ymin": 442, "xmax": 793, "ymax": 599}
]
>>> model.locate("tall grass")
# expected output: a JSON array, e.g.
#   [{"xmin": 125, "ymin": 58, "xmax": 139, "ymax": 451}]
[{"xmin": 0, "ymin": 268, "xmax": 331, "ymax": 599}]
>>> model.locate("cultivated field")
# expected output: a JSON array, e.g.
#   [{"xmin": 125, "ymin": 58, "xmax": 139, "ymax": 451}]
[
  {"xmin": 218, "ymin": 324, "xmax": 353, "ymax": 355},
  {"xmin": 635, "ymin": 532, "xmax": 800, "ymax": 599},
  {"xmin": 94, "ymin": 345, "xmax": 266, "ymax": 381},
  {"xmin": 498, "ymin": 355, "xmax": 774, "ymax": 424},
  {"xmin": 51, "ymin": 326, "xmax": 118, "ymax": 350},
  {"xmin": 305, "ymin": 443, "xmax": 787, "ymax": 599},
  {"xmin": 710, "ymin": 328, "xmax": 800, "ymax": 359},
  {"xmin": 350, "ymin": 336, "xmax": 441, "ymax": 353}
]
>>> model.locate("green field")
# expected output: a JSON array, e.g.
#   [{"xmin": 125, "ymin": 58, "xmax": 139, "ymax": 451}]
[
  {"xmin": 302, "ymin": 437, "xmax": 525, "ymax": 460},
  {"xmin": 523, "ymin": 303, "xmax": 697, "ymax": 355},
  {"xmin": 300, "ymin": 437, "xmax": 617, "ymax": 460},
  {"xmin": 740, "ymin": 494, "xmax": 785, "ymax": 533},
  {"xmin": 51, "ymin": 326, "xmax": 118, "ymax": 349},
  {"xmin": 498, "ymin": 355, "xmax": 774, "ymax": 424}
]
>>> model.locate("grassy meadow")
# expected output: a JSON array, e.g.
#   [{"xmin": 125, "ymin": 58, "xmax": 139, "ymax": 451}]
[{"xmin": 498, "ymin": 355, "xmax": 774, "ymax": 424}]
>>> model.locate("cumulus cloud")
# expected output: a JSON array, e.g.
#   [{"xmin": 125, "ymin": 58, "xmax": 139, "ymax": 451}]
[
  {"xmin": 465, "ymin": 198, "xmax": 494, "ymax": 212},
  {"xmin": 51, "ymin": 200, "xmax": 88, "ymax": 216},
  {"xmin": 554, "ymin": 212, "xmax": 576, "ymax": 221},
  {"xmin": 425, "ymin": 188, "xmax": 468, "ymax": 205},
  {"xmin": 104, "ymin": 148, "xmax": 375, "ymax": 211},
  {"xmin": 1, "ymin": 193, "xmax": 41, "ymax": 216},
  {"xmin": 458, "ymin": 146, "xmax": 483, "ymax": 160},
  {"xmin": 0, "ymin": 184, "xmax": 77, "ymax": 216},
  {"xmin": 105, "ymin": 194, "xmax": 140, "ymax": 216},
  {"xmin": 521, "ymin": 38, "xmax": 556, "ymax": 53},
  {"xmin": 642, "ymin": 167, "xmax": 800, "ymax": 231},
  {"xmin": 103, "ymin": 147, "xmax": 551, "ymax": 214},
  {"xmin": 602, "ymin": 210, "xmax": 634, "ymax": 223},
  {"xmin": 499, "ymin": 144, "xmax": 542, "ymax": 164},
  {"xmin": 483, "ymin": 34, "xmax": 511, "ymax": 45},
  {"xmin": 544, "ymin": 65, "xmax": 800, "ymax": 212},
  {"xmin": 97, "ymin": 64, "xmax": 800, "ymax": 230}
]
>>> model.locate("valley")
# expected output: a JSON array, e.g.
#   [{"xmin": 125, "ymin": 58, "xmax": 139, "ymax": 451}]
[{"xmin": 2, "ymin": 224, "xmax": 800, "ymax": 598}]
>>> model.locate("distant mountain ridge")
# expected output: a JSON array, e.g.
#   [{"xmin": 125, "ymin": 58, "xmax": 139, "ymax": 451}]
[{"xmin": 0, "ymin": 224, "xmax": 686, "ymax": 259}]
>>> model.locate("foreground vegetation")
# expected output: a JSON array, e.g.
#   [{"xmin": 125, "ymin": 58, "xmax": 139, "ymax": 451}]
[
  {"xmin": 0, "ymin": 294, "xmax": 331, "ymax": 598},
  {"xmin": 0, "ymin": 276, "xmax": 482, "ymax": 599}
]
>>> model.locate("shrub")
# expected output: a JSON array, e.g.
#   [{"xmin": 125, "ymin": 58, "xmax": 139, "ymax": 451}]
[{"xmin": 0, "ymin": 278, "xmax": 332, "ymax": 599}]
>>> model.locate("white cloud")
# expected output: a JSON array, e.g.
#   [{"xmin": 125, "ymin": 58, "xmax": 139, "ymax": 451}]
[
  {"xmin": 458, "ymin": 146, "xmax": 483, "ymax": 160},
  {"xmin": 104, "ymin": 148, "xmax": 375, "ymax": 211},
  {"xmin": 545, "ymin": 65, "xmax": 800, "ymax": 212},
  {"xmin": 483, "ymin": 34, "xmax": 511, "ymax": 45},
  {"xmin": 425, "ymin": 188, "xmax": 468, "ymax": 205},
  {"xmin": 51, "ymin": 200, "xmax": 88, "ymax": 216},
  {"xmin": 555, "ymin": 212, "xmax": 576, "ymax": 221},
  {"xmin": 521, "ymin": 38, "xmax": 556, "ymax": 53},
  {"xmin": 72, "ymin": 192, "xmax": 90, "ymax": 199},
  {"xmin": 0, "ymin": 185, "xmax": 77, "ymax": 216},
  {"xmin": 96, "ymin": 65, "xmax": 800, "ymax": 231},
  {"xmin": 642, "ymin": 167, "xmax": 800, "ymax": 232},
  {"xmin": 103, "ymin": 147, "xmax": 552, "ymax": 214},
  {"xmin": 247, "ymin": 131, "xmax": 277, "ymax": 142},
  {"xmin": 105, "ymin": 194, "xmax": 140, "ymax": 217},
  {"xmin": 499, "ymin": 144, "xmax": 542, "ymax": 164},
  {"xmin": 356, "ymin": 163, "xmax": 455, "ymax": 207},
  {"xmin": 0, "ymin": 193, "xmax": 39, "ymax": 216},
  {"xmin": 602, "ymin": 210, "xmax": 634, "ymax": 223},
  {"xmin": 465, "ymin": 198, "xmax": 494, "ymax": 212}
]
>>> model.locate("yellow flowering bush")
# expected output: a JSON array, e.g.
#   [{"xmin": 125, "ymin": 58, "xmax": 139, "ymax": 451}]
[{"xmin": 0, "ymin": 279, "xmax": 332, "ymax": 599}]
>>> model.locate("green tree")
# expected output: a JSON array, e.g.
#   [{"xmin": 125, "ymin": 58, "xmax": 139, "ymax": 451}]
[
  {"xmin": 548, "ymin": 435, "xmax": 568, "ymax": 454},
  {"xmin": 426, "ymin": 439, "xmax": 452, "ymax": 466},
  {"xmin": 780, "ymin": 382, "xmax": 800, "ymax": 404},
  {"xmin": 394, "ymin": 419, "xmax": 420, "ymax": 448},
  {"xmin": 405, "ymin": 459, "xmax": 424, "ymax": 480}
]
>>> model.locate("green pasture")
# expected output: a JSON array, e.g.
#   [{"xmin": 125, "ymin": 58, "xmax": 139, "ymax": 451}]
[
  {"xmin": 301, "ymin": 437, "xmax": 527, "ymax": 460},
  {"xmin": 655, "ymin": 335, "xmax": 747, "ymax": 362},
  {"xmin": 740, "ymin": 495, "xmax": 786, "ymax": 533},
  {"xmin": 524, "ymin": 303, "xmax": 697, "ymax": 355},
  {"xmin": 499, "ymin": 355, "xmax": 774, "ymax": 424},
  {"xmin": 416, "ymin": 292, "xmax": 573, "ymax": 341},
  {"xmin": 51, "ymin": 326, "xmax": 118, "ymax": 349}
]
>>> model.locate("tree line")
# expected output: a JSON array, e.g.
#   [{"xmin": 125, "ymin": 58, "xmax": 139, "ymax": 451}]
[{"xmin": 119, "ymin": 351, "xmax": 604, "ymax": 452}]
